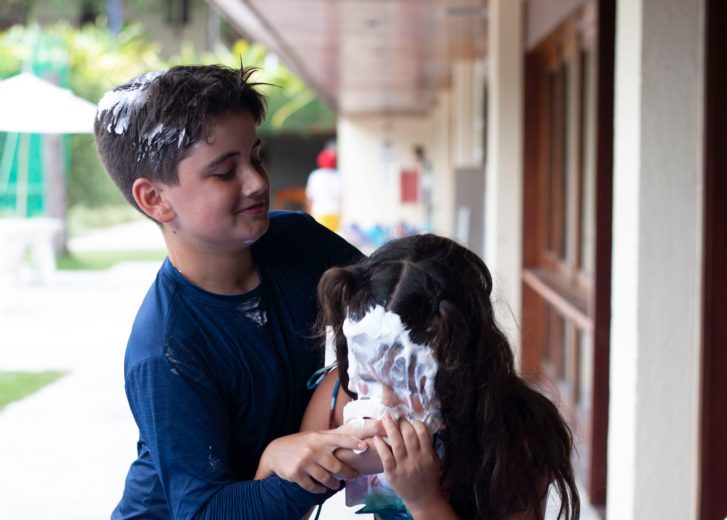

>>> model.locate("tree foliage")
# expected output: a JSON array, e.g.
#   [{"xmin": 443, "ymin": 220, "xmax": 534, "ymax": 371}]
[{"xmin": 0, "ymin": 22, "xmax": 335, "ymax": 210}]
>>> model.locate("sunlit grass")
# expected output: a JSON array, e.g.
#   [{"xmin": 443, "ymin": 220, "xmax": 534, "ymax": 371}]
[
  {"xmin": 56, "ymin": 249, "xmax": 166, "ymax": 270},
  {"xmin": 0, "ymin": 371, "xmax": 68, "ymax": 411}
]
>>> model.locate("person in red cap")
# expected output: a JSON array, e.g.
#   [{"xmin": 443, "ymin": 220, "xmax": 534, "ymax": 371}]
[{"xmin": 305, "ymin": 144, "xmax": 342, "ymax": 232}]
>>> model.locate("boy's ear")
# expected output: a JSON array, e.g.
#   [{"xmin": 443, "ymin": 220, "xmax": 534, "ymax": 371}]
[{"xmin": 132, "ymin": 177, "xmax": 175, "ymax": 224}]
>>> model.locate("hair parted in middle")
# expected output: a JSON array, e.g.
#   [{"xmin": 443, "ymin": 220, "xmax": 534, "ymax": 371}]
[
  {"xmin": 93, "ymin": 64, "xmax": 267, "ymax": 214},
  {"xmin": 317, "ymin": 233, "xmax": 580, "ymax": 520}
]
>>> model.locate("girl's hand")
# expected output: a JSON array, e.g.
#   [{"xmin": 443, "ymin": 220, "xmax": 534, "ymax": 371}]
[
  {"xmin": 373, "ymin": 414, "xmax": 455, "ymax": 518},
  {"xmin": 254, "ymin": 421, "xmax": 381, "ymax": 493}
]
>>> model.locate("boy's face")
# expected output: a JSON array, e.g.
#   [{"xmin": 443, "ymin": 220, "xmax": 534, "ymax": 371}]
[{"xmin": 160, "ymin": 110, "xmax": 270, "ymax": 251}]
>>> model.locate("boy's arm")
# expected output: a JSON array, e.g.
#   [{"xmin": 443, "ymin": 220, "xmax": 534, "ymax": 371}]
[
  {"xmin": 127, "ymin": 356, "xmax": 335, "ymax": 520},
  {"xmin": 299, "ymin": 369, "xmax": 384, "ymax": 476},
  {"xmin": 255, "ymin": 369, "xmax": 384, "ymax": 487},
  {"xmin": 253, "ymin": 428, "xmax": 367, "ymax": 492},
  {"xmin": 255, "ymin": 369, "xmax": 384, "ymax": 488}
]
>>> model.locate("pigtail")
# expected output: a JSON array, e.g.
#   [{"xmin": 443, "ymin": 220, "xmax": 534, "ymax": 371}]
[
  {"xmin": 317, "ymin": 267, "xmax": 358, "ymax": 332},
  {"xmin": 316, "ymin": 266, "xmax": 365, "ymax": 396}
]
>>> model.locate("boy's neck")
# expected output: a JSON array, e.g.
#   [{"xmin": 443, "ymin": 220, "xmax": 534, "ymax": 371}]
[{"xmin": 166, "ymin": 243, "xmax": 259, "ymax": 295}]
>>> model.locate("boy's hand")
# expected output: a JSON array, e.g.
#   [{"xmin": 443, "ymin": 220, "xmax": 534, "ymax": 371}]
[
  {"xmin": 254, "ymin": 430, "xmax": 370, "ymax": 493},
  {"xmin": 372, "ymin": 414, "xmax": 446, "ymax": 512}
]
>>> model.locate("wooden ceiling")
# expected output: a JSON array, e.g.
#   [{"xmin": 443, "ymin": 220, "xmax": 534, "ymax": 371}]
[{"xmin": 207, "ymin": 0, "xmax": 489, "ymax": 115}]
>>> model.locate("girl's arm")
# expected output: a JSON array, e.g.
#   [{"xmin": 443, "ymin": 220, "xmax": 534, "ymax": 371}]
[{"xmin": 300, "ymin": 366, "xmax": 348, "ymax": 431}]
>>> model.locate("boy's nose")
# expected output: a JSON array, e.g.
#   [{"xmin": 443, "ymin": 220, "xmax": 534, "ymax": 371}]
[{"xmin": 241, "ymin": 164, "xmax": 269, "ymax": 197}]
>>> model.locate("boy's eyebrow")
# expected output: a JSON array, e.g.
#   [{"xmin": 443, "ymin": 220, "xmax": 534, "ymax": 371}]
[
  {"xmin": 205, "ymin": 151, "xmax": 239, "ymax": 172},
  {"xmin": 203, "ymin": 139, "xmax": 263, "ymax": 172}
]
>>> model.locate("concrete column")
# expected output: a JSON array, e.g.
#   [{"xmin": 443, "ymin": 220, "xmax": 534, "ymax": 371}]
[
  {"xmin": 485, "ymin": 0, "xmax": 524, "ymax": 352},
  {"xmin": 608, "ymin": 0, "xmax": 704, "ymax": 518},
  {"xmin": 431, "ymin": 89, "xmax": 454, "ymax": 236}
]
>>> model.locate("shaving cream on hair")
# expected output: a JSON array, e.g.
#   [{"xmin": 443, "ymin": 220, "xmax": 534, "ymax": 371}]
[
  {"xmin": 97, "ymin": 71, "xmax": 193, "ymax": 161},
  {"xmin": 97, "ymin": 71, "xmax": 162, "ymax": 135}
]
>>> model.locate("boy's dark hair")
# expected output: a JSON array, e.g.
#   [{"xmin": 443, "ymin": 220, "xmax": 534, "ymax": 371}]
[
  {"xmin": 317, "ymin": 234, "xmax": 580, "ymax": 520},
  {"xmin": 94, "ymin": 64, "xmax": 267, "ymax": 213}
]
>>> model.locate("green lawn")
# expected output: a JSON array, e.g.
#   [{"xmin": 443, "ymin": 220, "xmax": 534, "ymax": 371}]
[
  {"xmin": 0, "ymin": 371, "xmax": 68, "ymax": 411},
  {"xmin": 56, "ymin": 249, "xmax": 166, "ymax": 270}
]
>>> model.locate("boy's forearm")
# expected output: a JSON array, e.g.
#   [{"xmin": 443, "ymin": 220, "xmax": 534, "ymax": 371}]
[{"xmin": 194, "ymin": 476, "xmax": 332, "ymax": 520}]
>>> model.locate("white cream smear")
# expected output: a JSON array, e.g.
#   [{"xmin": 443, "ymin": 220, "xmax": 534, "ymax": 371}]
[
  {"xmin": 342, "ymin": 305, "xmax": 442, "ymax": 436},
  {"xmin": 97, "ymin": 71, "xmax": 162, "ymax": 135},
  {"xmin": 96, "ymin": 71, "xmax": 191, "ymax": 161}
]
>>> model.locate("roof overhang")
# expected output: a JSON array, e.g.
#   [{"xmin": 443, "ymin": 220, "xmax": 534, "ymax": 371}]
[{"xmin": 207, "ymin": 0, "xmax": 489, "ymax": 115}]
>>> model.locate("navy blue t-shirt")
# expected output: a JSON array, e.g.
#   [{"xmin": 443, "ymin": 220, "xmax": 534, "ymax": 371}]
[{"xmin": 112, "ymin": 212, "xmax": 362, "ymax": 519}]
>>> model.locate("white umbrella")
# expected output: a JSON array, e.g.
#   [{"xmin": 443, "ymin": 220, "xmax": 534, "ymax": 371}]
[
  {"xmin": 0, "ymin": 72, "xmax": 97, "ymax": 218},
  {"xmin": 0, "ymin": 72, "xmax": 97, "ymax": 133}
]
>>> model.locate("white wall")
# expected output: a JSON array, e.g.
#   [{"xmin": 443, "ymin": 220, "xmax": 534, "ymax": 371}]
[
  {"xmin": 608, "ymin": 0, "xmax": 704, "ymax": 518},
  {"xmin": 337, "ymin": 55, "xmax": 492, "ymax": 247},
  {"xmin": 336, "ymin": 58, "xmax": 492, "ymax": 254},
  {"xmin": 337, "ymin": 114, "xmax": 434, "ymax": 232},
  {"xmin": 484, "ymin": 0, "xmax": 524, "ymax": 353}
]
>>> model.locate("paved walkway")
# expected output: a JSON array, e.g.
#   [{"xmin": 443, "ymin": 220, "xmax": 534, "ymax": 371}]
[{"xmin": 0, "ymin": 261, "xmax": 155, "ymax": 519}]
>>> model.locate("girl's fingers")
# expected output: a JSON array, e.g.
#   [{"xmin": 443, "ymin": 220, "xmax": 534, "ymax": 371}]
[
  {"xmin": 399, "ymin": 419, "xmax": 421, "ymax": 453},
  {"xmin": 372, "ymin": 435, "xmax": 396, "ymax": 472},
  {"xmin": 382, "ymin": 413, "xmax": 407, "ymax": 461},
  {"xmin": 411, "ymin": 420, "xmax": 432, "ymax": 451}
]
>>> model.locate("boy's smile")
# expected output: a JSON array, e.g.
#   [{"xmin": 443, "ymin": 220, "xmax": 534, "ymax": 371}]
[{"xmin": 160, "ymin": 110, "xmax": 270, "ymax": 253}]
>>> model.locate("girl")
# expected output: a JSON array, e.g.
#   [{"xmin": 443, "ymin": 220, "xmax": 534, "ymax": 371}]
[{"xmin": 298, "ymin": 234, "xmax": 580, "ymax": 520}]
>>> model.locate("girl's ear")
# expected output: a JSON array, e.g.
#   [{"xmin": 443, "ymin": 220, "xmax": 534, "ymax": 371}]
[{"xmin": 132, "ymin": 177, "xmax": 175, "ymax": 224}]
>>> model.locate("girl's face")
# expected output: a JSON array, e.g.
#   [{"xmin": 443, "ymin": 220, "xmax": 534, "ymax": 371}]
[{"xmin": 342, "ymin": 305, "xmax": 442, "ymax": 433}]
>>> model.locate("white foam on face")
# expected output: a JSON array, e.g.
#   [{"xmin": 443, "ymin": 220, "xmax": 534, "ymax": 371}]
[{"xmin": 342, "ymin": 305, "xmax": 442, "ymax": 434}]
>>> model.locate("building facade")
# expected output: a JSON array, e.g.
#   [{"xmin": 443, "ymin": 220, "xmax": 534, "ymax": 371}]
[{"xmin": 208, "ymin": 0, "xmax": 725, "ymax": 518}]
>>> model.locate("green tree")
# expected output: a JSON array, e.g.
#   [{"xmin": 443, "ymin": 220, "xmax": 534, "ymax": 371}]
[{"xmin": 0, "ymin": 22, "xmax": 335, "ymax": 223}]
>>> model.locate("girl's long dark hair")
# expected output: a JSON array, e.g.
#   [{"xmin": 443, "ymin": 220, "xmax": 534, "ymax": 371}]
[{"xmin": 317, "ymin": 234, "xmax": 579, "ymax": 520}]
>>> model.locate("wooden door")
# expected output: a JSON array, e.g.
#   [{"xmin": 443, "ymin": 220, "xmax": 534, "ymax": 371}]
[{"xmin": 521, "ymin": 0, "xmax": 614, "ymax": 509}]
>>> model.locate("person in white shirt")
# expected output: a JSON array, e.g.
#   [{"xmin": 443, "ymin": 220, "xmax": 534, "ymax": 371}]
[{"xmin": 306, "ymin": 145, "xmax": 341, "ymax": 232}]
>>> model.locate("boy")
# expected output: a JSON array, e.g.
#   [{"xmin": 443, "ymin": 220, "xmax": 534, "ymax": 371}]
[{"xmin": 95, "ymin": 64, "xmax": 370, "ymax": 519}]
